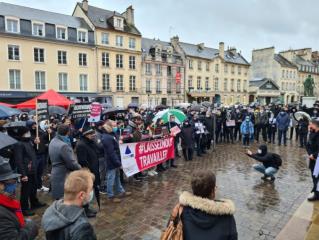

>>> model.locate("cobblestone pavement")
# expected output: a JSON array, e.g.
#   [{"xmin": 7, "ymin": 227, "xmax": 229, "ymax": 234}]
[{"xmin": 34, "ymin": 139, "xmax": 312, "ymax": 240}]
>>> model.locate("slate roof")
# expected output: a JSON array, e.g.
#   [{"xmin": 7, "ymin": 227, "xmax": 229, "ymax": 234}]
[
  {"xmin": 179, "ymin": 42, "xmax": 249, "ymax": 65},
  {"xmin": 141, "ymin": 38, "xmax": 171, "ymax": 53},
  {"xmin": 78, "ymin": 3, "xmax": 141, "ymax": 35},
  {"xmin": 0, "ymin": 2, "xmax": 91, "ymax": 30},
  {"xmin": 274, "ymin": 54, "xmax": 297, "ymax": 68},
  {"xmin": 249, "ymin": 78, "xmax": 280, "ymax": 89},
  {"xmin": 294, "ymin": 55, "xmax": 315, "ymax": 67}
]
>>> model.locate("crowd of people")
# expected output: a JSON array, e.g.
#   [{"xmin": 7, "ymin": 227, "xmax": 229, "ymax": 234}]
[{"xmin": 0, "ymin": 102, "xmax": 319, "ymax": 239}]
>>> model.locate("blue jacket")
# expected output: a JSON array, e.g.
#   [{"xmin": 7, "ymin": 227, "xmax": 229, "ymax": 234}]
[
  {"xmin": 276, "ymin": 112, "xmax": 290, "ymax": 131},
  {"xmin": 102, "ymin": 132, "xmax": 122, "ymax": 170},
  {"xmin": 240, "ymin": 121, "xmax": 254, "ymax": 135}
]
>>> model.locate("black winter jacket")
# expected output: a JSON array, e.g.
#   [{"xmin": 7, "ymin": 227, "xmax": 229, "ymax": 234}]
[
  {"xmin": 248, "ymin": 145, "xmax": 279, "ymax": 169},
  {"xmin": 0, "ymin": 205, "xmax": 38, "ymax": 240},
  {"xmin": 180, "ymin": 125, "xmax": 194, "ymax": 149},
  {"xmin": 76, "ymin": 137, "xmax": 100, "ymax": 186},
  {"xmin": 179, "ymin": 191, "xmax": 237, "ymax": 240},
  {"xmin": 13, "ymin": 139, "xmax": 37, "ymax": 177},
  {"xmin": 306, "ymin": 131, "xmax": 319, "ymax": 170}
]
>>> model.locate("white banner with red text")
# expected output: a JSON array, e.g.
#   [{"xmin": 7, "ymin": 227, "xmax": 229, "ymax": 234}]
[{"xmin": 120, "ymin": 137, "xmax": 175, "ymax": 177}]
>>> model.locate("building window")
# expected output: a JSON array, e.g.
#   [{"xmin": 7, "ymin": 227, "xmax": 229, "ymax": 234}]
[
  {"xmin": 35, "ymin": 71, "xmax": 46, "ymax": 90},
  {"xmin": 102, "ymin": 74, "xmax": 110, "ymax": 91},
  {"xmin": 156, "ymin": 64, "xmax": 162, "ymax": 75},
  {"xmin": 197, "ymin": 77, "xmax": 202, "ymax": 90},
  {"xmin": 282, "ymin": 70, "xmax": 285, "ymax": 78},
  {"xmin": 206, "ymin": 62, "xmax": 210, "ymax": 71},
  {"xmin": 224, "ymin": 64, "xmax": 228, "ymax": 73},
  {"xmin": 167, "ymin": 66, "xmax": 172, "ymax": 76},
  {"xmin": 115, "ymin": 18, "xmax": 123, "ymax": 28},
  {"xmin": 289, "ymin": 71, "xmax": 292, "ymax": 79},
  {"xmin": 102, "ymin": 52, "xmax": 109, "ymax": 67},
  {"xmin": 156, "ymin": 79, "xmax": 161, "ymax": 93},
  {"xmin": 167, "ymin": 79, "xmax": 172, "ymax": 93},
  {"xmin": 129, "ymin": 76, "xmax": 136, "ymax": 91},
  {"xmin": 215, "ymin": 64, "xmax": 219, "ymax": 73},
  {"xmin": 56, "ymin": 27, "xmax": 67, "ymax": 40},
  {"xmin": 238, "ymin": 66, "xmax": 241, "ymax": 75},
  {"xmin": 237, "ymin": 79, "xmax": 241, "ymax": 91},
  {"xmin": 243, "ymin": 80, "xmax": 247, "ymax": 90},
  {"xmin": 188, "ymin": 76, "xmax": 193, "ymax": 88},
  {"xmin": 32, "ymin": 23, "xmax": 44, "ymax": 37},
  {"xmin": 231, "ymin": 79, "xmax": 234, "ymax": 91},
  {"xmin": 116, "ymin": 75, "xmax": 124, "ymax": 91},
  {"xmin": 116, "ymin": 54, "xmax": 123, "ymax": 68},
  {"xmin": 146, "ymin": 79, "xmax": 151, "ymax": 92},
  {"xmin": 58, "ymin": 73, "xmax": 68, "ymax": 91},
  {"xmin": 5, "ymin": 18, "xmax": 19, "ymax": 33},
  {"xmin": 34, "ymin": 48, "xmax": 44, "ymax": 63},
  {"xmin": 231, "ymin": 65, "xmax": 235, "ymax": 74},
  {"xmin": 101, "ymin": 33, "xmax": 109, "ymax": 44},
  {"xmin": 79, "ymin": 53, "xmax": 87, "ymax": 66},
  {"xmin": 189, "ymin": 60, "xmax": 193, "ymax": 69},
  {"xmin": 79, "ymin": 74, "xmax": 88, "ymax": 91},
  {"xmin": 198, "ymin": 61, "xmax": 202, "ymax": 71},
  {"xmin": 146, "ymin": 63, "xmax": 151, "ymax": 74},
  {"xmin": 205, "ymin": 77, "xmax": 209, "ymax": 90},
  {"xmin": 214, "ymin": 78, "xmax": 219, "ymax": 91},
  {"xmin": 129, "ymin": 38, "xmax": 136, "ymax": 49},
  {"xmin": 8, "ymin": 45, "xmax": 20, "ymax": 60},
  {"xmin": 129, "ymin": 56, "xmax": 136, "ymax": 69},
  {"xmin": 286, "ymin": 70, "xmax": 288, "ymax": 78},
  {"xmin": 9, "ymin": 69, "xmax": 21, "ymax": 89},
  {"xmin": 77, "ymin": 30, "xmax": 87, "ymax": 43},
  {"xmin": 58, "ymin": 51, "xmax": 67, "ymax": 64},
  {"xmin": 116, "ymin": 35, "xmax": 123, "ymax": 47},
  {"xmin": 224, "ymin": 78, "xmax": 228, "ymax": 91}
]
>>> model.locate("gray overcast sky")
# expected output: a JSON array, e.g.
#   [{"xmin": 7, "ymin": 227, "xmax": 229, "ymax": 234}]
[{"xmin": 7, "ymin": 0, "xmax": 319, "ymax": 61}]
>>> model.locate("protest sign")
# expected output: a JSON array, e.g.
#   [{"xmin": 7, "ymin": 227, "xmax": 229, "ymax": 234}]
[
  {"xmin": 88, "ymin": 102, "xmax": 102, "ymax": 123},
  {"xmin": 226, "ymin": 120, "xmax": 236, "ymax": 127},
  {"xmin": 170, "ymin": 125, "xmax": 181, "ymax": 136},
  {"xmin": 36, "ymin": 99, "xmax": 48, "ymax": 122},
  {"xmin": 120, "ymin": 137, "xmax": 175, "ymax": 177},
  {"xmin": 69, "ymin": 102, "xmax": 91, "ymax": 119}
]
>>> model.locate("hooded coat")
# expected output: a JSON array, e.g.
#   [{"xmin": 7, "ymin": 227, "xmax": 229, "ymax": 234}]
[
  {"xmin": 276, "ymin": 112, "xmax": 290, "ymax": 131},
  {"xmin": 42, "ymin": 200, "xmax": 96, "ymax": 240},
  {"xmin": 179, "ymin": 191, "xmax": 237, "ymax": 240},
  {"xmin": 248, "ymin": 145, "xmax": 279, "ymax": 169}
]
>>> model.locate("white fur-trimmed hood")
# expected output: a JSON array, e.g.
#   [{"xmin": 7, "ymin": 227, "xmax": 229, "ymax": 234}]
[{"xmin": 179, "ymin": 191, "xmax": 235, "ymax": 215}]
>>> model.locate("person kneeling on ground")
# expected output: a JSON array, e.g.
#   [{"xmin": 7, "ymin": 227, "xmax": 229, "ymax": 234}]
[
  {"xmin": 42, "ymin": 169, "xmax": 97, "ymax": 240},
  {"xmin": 175, "ymin": 170, "xmax": 237, "ymax": 240},
  {"xmin": 247, "ymin": 144, "xmax": 282, "ymax": 181}
]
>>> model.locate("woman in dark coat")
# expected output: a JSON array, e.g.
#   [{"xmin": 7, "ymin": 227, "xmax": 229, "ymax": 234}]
[
  {"xmin": 180, "ymin": 119, "xmax": 194, "ymax": 161},
  {"xmin": 175, "ymin": 170, "xmax": 237, "ymax": 240}
]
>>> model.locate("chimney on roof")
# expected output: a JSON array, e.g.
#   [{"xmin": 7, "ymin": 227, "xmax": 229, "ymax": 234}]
[
  {"xmin": 171, "ymin": 35, "xmax": 179, "ymax": 46},
  {"xmin": 197, "ymin": 43, "xmax": 205, "ymax": 50},
  {"xmin": 219, "ymin": 42, "xmax": 224, "ymax": 60},
  {"xmin": 123, "ymin": 5, "xmax": 135, "ymax": 25},
  {"xmin": 82, "ymin": 0, "xmax": 88, "ymax": 12}
]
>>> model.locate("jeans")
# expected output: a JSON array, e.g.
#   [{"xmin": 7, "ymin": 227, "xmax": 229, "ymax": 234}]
[
  {"xmin": 278, "ymin": 129, "xmax": 287, "ymax": 145},
  {"xmin": 106, "ymin": 168, "xmax": 125, "ymax": 198},
  {"xmin": 242, "ymin": 134, "xmax": 250, "ymax": 146},
  {"xmin": 253, "ymin": 164, "xmax": 278, "ymax": 177},
  {"xmin": 36, "ymin": 154, "xmax": 46, "ymax": 189},
  {"xmin": 182, "ymin": 148, "xmax": 194, "ymax": 161},
  {"xmin": 299, "ymin": 133, "xmax": 308, "ymax": 147}
]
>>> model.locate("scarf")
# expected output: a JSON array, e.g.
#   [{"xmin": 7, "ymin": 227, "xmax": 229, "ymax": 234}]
[
  {"xmin": 0, "ymin": 194, "xmax": 25, "ymax": 227},
  {"xmin": 58, "ymin": 134, "xmax": 71, "ymax": 146}
]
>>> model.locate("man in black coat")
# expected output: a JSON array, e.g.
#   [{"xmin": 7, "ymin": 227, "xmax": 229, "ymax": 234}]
[
  {"xmin": 76, "ymin": 126, "xmax": 100, "ymax": 217},
  {"xmin": 306, "ymin": 118, "xmax": 319, "ymax": 201},
  {"xmin": 180, "ymin": 120, "xmax": 194, "ymax": 161},
  {"xmin": 12, "ymin": 126, "xmax": 46, "ymax": 216}
]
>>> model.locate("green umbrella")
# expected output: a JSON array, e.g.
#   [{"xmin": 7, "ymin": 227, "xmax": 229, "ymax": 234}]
[{"xmin": 153, "ymin": 109, "xmax": 186, "ymax": 124}]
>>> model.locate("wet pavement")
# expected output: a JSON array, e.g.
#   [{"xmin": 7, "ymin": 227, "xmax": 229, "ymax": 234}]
[{"xmin": 33, "ymin": 139, "xmax": 312, "ymax": 239}]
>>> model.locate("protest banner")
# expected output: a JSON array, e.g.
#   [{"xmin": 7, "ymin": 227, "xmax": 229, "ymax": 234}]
[
  {"xmin": 69, "ymin": 102, "xmax": 91, "ymax": 119},
  {"xmin": 226, "ymin": 120, "xmax": 236, "ymax": 127},
  {"xmin": 120, "ymin": 137, "xmax": 175, "ymax": 177},
  {"xmin": 36, "ymin": 99, "xmax": 49, "ymax": 122},
  {"xmin": 88, "ymin": 102, "xmax": 102, "ymax": 123}
]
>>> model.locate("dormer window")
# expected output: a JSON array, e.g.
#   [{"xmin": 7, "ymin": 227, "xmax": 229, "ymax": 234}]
[
  {"xmin": 56, "ymin": 26, "xmax": 67, "ymax": 40},
  {"xmin": 32, "ymin": 22, "xmax": 45, "ymax": 37},
  {"xmin": 77, "ymin": 29, "xmax": 88, "ymax": 43},
  {"xmin": 113, "ymin": 17, "xmax": 124, "ymax": 30},
  {"xmin": 5, "ymin": 17, "xmax": 20, "ymax": 33}
]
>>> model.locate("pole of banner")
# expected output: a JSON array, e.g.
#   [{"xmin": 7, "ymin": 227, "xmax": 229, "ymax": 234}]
[
  {"xmin": 212, "ymin": 111, "xmax": 216, "ymax": 152},
  {"xmin": 81, "ymin": 118, "xmax": 87, "ymax": 129},
  {"xmin": 36, "ymin": 100, "xmax": 39, "ymax": 150}
]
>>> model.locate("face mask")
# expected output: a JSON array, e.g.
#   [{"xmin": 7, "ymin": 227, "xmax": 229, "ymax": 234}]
[
  {"xmin": 23, "ymin": 131, "xmax": 31, "ymax": 138},
  {"xmin": 257, "ymin": 149, "xmax": 262, "ymax": 154},
  {"xmin": 246, "ymin": 119, "xmax": 250, "ymax": 122},
  {"xmin": 112, "ymin": 127, "xmax": 118, "ymax": 133},
  {"xmin": 83, "ymin": 190, "xmax": 94, "ymax": 205},
  {"xmin": 4, "ymin": 182, "xmax": 17, "ymax": 196}
]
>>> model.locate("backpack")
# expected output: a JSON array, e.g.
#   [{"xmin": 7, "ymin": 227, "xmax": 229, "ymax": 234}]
[{"xmin": 272, "ymin": 153, "xmax": 282, "ymax": 167}]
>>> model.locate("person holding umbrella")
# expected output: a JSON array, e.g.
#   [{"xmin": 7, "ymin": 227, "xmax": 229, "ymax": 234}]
[{"xmin": 0, "ymin": 157, "xmax": 39, "ymax": 239}]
